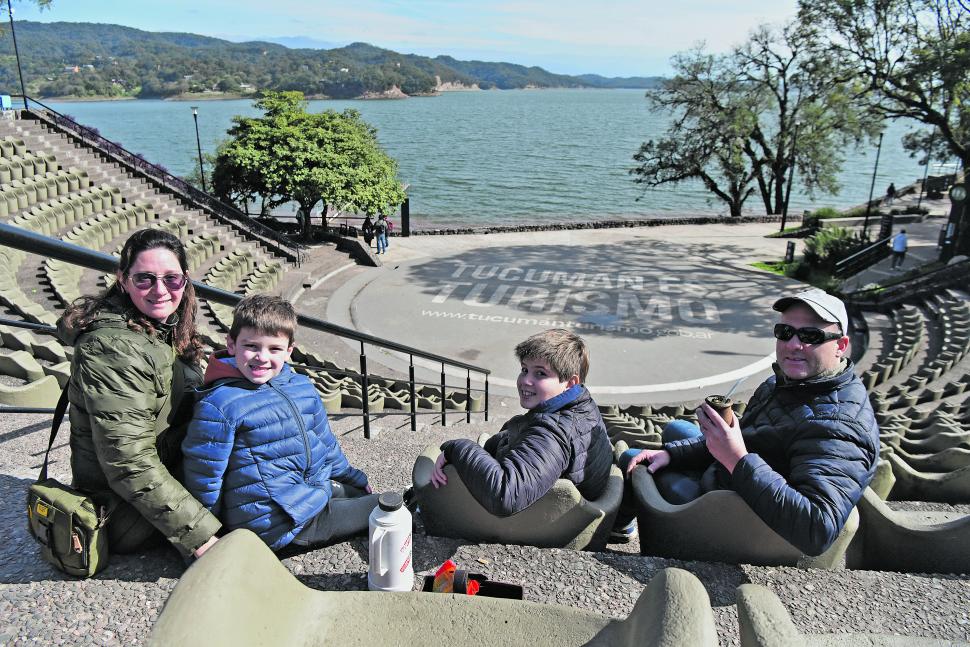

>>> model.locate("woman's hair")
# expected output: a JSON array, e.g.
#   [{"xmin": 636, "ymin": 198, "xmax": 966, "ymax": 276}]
[{"xmin": 61, "ymin": 228, "xmax": 205, "ymax": 363}]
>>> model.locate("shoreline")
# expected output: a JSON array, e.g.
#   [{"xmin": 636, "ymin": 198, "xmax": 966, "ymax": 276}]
[{"xmin": 402, "ymin": 214, "xmax": 792, "ymax": 235}]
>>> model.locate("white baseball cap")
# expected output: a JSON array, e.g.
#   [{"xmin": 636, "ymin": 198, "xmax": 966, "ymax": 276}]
[{"xmin": 773, "ymin": 288, "xmax": 849, "ymax": 333}]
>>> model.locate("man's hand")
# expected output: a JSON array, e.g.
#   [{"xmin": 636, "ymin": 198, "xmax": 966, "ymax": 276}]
[
  {"xmin": 193, "ymin": 535, "xmax": 218, "ymax": 560},
  {"xmin": 626, "ymin": 449, "xmax": 671, "ymax": 475},
  {"xmin": 430, "ymin": 452, "xmax": 448, "ymax": 488},
  {"xmin": 697, "ymin": 402, "xmax": 747, "ymax": 473},
  {"xmin": 364, "ymin": 484, "xmax": 373, "ymax": 494}
]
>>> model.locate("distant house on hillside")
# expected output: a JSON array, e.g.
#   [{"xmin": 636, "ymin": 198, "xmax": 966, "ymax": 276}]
[{"xmin": 63, "ymin": 65, "xmax": 79, "ymax": 73}]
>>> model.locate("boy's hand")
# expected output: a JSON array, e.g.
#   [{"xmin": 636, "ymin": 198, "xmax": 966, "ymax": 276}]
[
  {"xmin": 626, "ymin": 449, "xmax": 671, "ymax": 475},
  {"xmin": 430, "ymin": 452, "xmax": 448, "ymax": 488}
]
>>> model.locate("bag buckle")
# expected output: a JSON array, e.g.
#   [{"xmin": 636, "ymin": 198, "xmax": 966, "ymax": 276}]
[{"xmin": 71, "ymin": 530, "xmax": 83, "ymax": 554}]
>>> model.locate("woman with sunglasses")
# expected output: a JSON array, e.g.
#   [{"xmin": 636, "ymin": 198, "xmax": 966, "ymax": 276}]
[{"xmin": 57, "ymin": 229, "xmax": 221, "ymax": 561}]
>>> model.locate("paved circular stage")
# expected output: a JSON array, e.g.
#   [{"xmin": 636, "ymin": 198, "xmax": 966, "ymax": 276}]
[{"xmin": 322, "ymin": 223, "xmax": 807, "ymax": 404}]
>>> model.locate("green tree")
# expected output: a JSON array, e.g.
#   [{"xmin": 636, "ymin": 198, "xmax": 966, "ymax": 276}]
[
  {"xmin": 213, "ymin": 91, "xmax": 406, "ymax": 237},
  {"xmin": 733, "ymin": 24, "xmax": 874, "ymax": 215},
  {"xmin": 800, "ymin": 0, "xmax": 970, "ymax": 170},
  {"xmin": 632, "ymin": 48, "xmax": 761, "ymax": 218},
  {"xmin": 633, "ymin": 22, "xmax": 871, "ymax": 218}
]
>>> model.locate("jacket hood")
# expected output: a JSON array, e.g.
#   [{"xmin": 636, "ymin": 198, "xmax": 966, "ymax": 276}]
[
  {"xmin": 200, "ymin": 351, "xmax": 295, "ymax": 390},
  {"xmin": 203, "ymin": 349, "xmax": 245, "ymax": 385},
  {"xmin": 56, "ymin": 309, "xmax": 130, "ymax": 346}
]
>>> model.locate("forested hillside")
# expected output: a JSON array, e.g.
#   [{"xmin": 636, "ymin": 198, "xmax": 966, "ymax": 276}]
[{"xmin": 0, "ymin": 22, "xmax": 662, "ymax": 99}]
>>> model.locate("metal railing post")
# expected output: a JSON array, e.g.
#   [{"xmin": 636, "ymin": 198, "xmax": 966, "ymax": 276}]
[
  {"xmin": 409, "ymin": 356, "xmax": 417, "ymax": 432},
  {"xmin": 466, "ymin": 370, "xmax": 472, "ymax": 424},
  {"xmin": 440, "ymin": 363, "xmax": 447, "ymax": 427},
  {"xmin": 484, "ymin": 375, "xmax": 490, "ymax": 421},
  {"xmin": 360, "ymin": 342, "xmax": 370, "ymax": 439}
]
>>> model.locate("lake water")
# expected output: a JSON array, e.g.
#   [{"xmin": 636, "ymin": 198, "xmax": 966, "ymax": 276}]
[{"xmin": 45, "ymin": 90, "xmax": 932, "ymax": 229}]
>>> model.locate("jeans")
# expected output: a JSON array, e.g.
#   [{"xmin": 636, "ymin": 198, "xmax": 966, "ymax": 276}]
[
  {"xmin": 376, "ymin": 233, "xmax": 387, "ymax": 254},
  {"xmin": 614, "ymin": 419, "xmax": 704, "ymax": 529},
  {"xmin": 291, "ymin": 482, "xmax": 379, "ymax": 548}
]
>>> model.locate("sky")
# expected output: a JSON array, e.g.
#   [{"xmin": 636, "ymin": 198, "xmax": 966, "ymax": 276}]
[{"xmin": 13, "ymin": 0, "xmax": 801, "ymax": 77}]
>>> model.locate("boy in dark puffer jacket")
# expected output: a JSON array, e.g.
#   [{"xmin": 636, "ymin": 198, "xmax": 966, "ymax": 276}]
[
  {"xmin": 182, "ymin": 295, "xmax": 377, "ymax": 551},
  {"xmin": 430, "ymin": 329, "xmax": 613, "ymax": 517}
]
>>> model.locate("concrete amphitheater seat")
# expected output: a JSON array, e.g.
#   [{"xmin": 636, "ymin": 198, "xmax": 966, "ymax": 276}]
[
  {"xmin": 412, "ymin": 435, "xmax": 624, "ymax": 550},
  {"xmin": 631, "ymin": 466, "xmax": 858, "ymax": 568},
  {"xmin": 848, "ymin": 487, "xmax": 970, "ymax": 574},
  {"xmin": 735, "ymin": 583, "xmax": 965, "ymax": 647},
  {"xmin": 147, "ymin": 530, "xmax": 718, "ymax": 647},
  {"xmin": 894, "ymin": 445, "xmax": 970, "ymax": 472},
  {"xmin": 0, "ymin": 373, "xmax": 61, "ymax": 407},
  {"xmin": 869, "ymin": 458, "xmax": 897, "ymax": 500},
  {"xmin": 885, "ymin": 452, "xmax": 970, "ymax": 504},
  {"xmin": 897, "ymin": 429, "xmax": 970, "ymax": 455}
]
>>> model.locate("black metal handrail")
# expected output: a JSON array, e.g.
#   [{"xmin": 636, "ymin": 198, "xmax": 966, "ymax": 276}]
[
  {"xmin": 834, "ymin": 235, "xmax": 892, "ymax": 277},
  {"xmin": 845, "ymin": 258, "xmax": 970, "ymax": 309},
  {"xmin": 12, "ymin": 95, "xmax": 308, "ymax": 266},
  {"xmin": 0, "ymin": 223, "xmax": 490, "ymax": 435}
]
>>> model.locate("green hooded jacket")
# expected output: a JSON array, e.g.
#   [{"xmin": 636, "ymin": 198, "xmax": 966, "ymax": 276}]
[{"xmin": 57, "ymin": 308, "xmax": 221, "ymax": 557}]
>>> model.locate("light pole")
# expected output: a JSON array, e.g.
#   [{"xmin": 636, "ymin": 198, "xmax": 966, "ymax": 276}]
[
  {"xmin": 941, "ymin": 182, "xmax": 967, "ymax": 263},
  {"xmin": 6, "ymin": 0, "xmax": 27, "ymax": 109},
  {"xmin": 191, "ymin": 106, "xmax": 206, "ymax": 192},
  {"xmin": 862, "ymin": 132, "xmax": 884, "ymax": 240}
]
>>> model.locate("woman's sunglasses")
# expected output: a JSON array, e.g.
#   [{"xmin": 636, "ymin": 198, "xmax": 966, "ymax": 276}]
[
  {"xmin": 128, "ymin": 272, "xmax": 188, "ymax": 291},
  {"xmin": 773, "ymin": 323, "xmax": 843, "ymax": 345}
]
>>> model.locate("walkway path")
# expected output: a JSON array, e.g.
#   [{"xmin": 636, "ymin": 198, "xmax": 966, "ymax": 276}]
[{"xmin": 312, "ymin": 221, "xmax": 801, "ymax": 405}]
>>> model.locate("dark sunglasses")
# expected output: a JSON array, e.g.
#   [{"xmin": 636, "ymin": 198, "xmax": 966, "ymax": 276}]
[
  {"xmin": 128, "ymin": 272, "xmax": 188, "ymax": 291},
  {"xmin": 773, "ymin": 323, "xmax": 842, "ymax": 345}
]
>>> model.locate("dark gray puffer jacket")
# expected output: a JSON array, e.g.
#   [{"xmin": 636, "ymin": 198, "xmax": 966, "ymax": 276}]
[
  {"xmin": 666, "ymin": 360, "xmax": 879, "ymax": 556},
  {"xmin": 441, "ymin": 385, "xmax": 613, "ymax": 517}
]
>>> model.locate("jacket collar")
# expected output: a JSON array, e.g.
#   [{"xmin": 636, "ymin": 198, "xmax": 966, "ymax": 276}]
[
  {"xmin": 532, "ymin": 383, "xmax": 585, "ymax": 414},
  {"xmin": 771, "ymin": 358, "xmax": 855, "ymax": 391}
]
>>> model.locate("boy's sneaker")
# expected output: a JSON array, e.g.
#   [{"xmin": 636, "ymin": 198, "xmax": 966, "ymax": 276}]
[{"xmin": 609, "ymin": 520, "xmax": 638, "ymax": 544}]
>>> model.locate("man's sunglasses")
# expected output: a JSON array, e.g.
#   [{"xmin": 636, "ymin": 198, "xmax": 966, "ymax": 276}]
[
  {"xmin": 773, "ymin": 323, "xmax": 843, "ymax": 345},
  {"xmin": 128, "ymin": 272, "xmax": 188, "ymax": 291}
]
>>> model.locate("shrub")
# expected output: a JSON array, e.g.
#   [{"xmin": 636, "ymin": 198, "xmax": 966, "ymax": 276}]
[
  {"xmin": 902, "ymin": 205, "xmax": 930, "ymax": 215},
  {"xmin": 803, "ymin": 227, "xmax": 863, "ymax": 272},
  {"xmin": 809, "ymin": 207, "xmax": 842, "ymax": 219}
]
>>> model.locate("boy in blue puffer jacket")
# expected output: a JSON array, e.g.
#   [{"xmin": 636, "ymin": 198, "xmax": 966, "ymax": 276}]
[{"xmin": 182, "ymin": 295, "xmax": 377, "ymax": 551}]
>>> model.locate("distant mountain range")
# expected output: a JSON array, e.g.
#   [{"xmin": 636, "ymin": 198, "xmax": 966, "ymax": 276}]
[{"xmin": 0, "ymin": 21, "xmax": 663, "ymax": 100}]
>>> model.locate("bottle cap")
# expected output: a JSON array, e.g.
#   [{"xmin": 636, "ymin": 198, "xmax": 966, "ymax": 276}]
[{"xmin": 378, "ymin": 492, "xmax": 404, "ymax": 512}]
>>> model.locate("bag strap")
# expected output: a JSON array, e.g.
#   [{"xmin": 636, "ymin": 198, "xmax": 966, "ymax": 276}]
[{"xmin": 39, "ymin": 386, "xmax": 70, "ymax": 482}]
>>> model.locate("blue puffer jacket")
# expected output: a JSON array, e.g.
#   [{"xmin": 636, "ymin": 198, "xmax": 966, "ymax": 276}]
[
  {"xmin": 182, "ymin": 355, "xmax": 368, "ymax": 550},
  {"xmin": 665, "ymin": 360, "xmax": 879, "ymax": 556},
  {"xmin": 440, "ymin": 385, "xmax": 613, "ymax": 517}
]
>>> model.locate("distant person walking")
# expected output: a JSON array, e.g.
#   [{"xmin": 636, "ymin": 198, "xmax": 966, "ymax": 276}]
[
  {"xmin": 361, "ymin": 215, "xmax": 375, "ymax": 249},
  {"xmin": 891, "ymin": 229, "xmax": 908, "ymax": 270},
  {"xmin": 374, "ymin": 214, "xmax": 389, "ymax": 254},
  {"xmin": 885, "ymin": 183, "xmax": 896, "ymax": 206}
]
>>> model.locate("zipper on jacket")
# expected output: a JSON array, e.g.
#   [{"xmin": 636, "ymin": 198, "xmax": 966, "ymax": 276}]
[{"xmin": 270, "ymin": 381, "xmax": 312, "ymax": 480}]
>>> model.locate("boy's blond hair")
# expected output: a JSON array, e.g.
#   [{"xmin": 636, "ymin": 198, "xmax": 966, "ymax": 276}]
[
  {"xmin": 229, "ymin": 294, "xmax": 297, "ymax": 345},
  {"xmin": 514, "ymin": 329, "xmax": 589, "ymax": 382}
]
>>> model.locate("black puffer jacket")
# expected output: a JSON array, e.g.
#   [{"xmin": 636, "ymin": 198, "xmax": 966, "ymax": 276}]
[
  {"xmin": 441, "ymin": 385, "xmax": 613, "ymax": 517},
  {"xmin": 666, "ymin": 361, "xmax": 879, "ymax": 556}
]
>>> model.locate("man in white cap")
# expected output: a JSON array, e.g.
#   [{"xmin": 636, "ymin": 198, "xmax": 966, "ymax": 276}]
[{"xmin": 624, "ymin": 288, "xmax": 879, "ymax": 556}]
